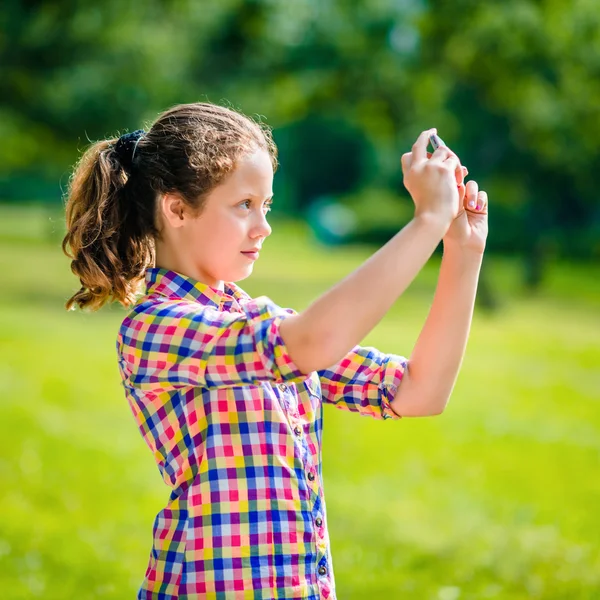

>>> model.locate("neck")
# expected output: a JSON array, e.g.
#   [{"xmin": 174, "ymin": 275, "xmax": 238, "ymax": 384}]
[{"xmin": 154, "ymin": 240, "xmax": 224, "ymax": 291}]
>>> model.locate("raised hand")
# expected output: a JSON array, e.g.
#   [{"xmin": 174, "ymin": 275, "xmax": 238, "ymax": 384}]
[
  {"xmin": 443, "ymin": 178, "xmax": 489, "ymax": 254},
  {"xmin": 401, "ymin": 129, "xmax": 462, "ymax": 227}
]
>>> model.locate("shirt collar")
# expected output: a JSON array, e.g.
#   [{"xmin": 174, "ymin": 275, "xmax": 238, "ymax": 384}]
[{"xmin": 144, "ymin": 267, "xmax": 250, "ymax": 309}]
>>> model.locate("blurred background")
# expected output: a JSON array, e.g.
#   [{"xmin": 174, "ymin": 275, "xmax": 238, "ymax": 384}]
[{"xmin": 1, "ymin": 1, "xmax": 599, "ymax": 598}]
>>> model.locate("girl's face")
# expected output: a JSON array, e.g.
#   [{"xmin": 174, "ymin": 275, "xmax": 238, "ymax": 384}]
[{"xmin": 161, "ymin": 148, "xmax": 274, "ymax": 289}]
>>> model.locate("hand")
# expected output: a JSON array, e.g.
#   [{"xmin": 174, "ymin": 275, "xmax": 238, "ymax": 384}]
[
  {"xmin": 423, "ymin": 139, "xmax": 487, "ymax": 255},
  {"xmin": 401, "ymin": 129, "xmax": 462, "ymax": 227},
  {"xmin": 426, "ymin": 152, "xmax": 468, "ymax": 205},
  {"xmin": 443, "ymin": 179, "xmax": 489, "ymax": 254}
]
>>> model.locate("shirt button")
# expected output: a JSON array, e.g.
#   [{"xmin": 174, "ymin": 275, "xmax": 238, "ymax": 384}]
[
  {"xmin": 307, "ymin": 472, "xmax": 315, "ymax": 481},
  {"xmin": 280, "ymin": 384, "xmax": 288, "ymax": 392},
  {"xmin": 294, "ymin": 425, "xmax": 302, "ymax": 437},
  {"xmin": 318, "ymin": 565, "xmax": 327, "ymax": 576},
  {"xmin": 315, "ymin": 517, "xmax": 323, "ymax": 527}
]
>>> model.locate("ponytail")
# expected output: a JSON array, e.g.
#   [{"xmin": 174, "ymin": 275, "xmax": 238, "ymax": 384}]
[{"xmin": 62, "ymin": 136, "xmax": 155, "ymax": 311}]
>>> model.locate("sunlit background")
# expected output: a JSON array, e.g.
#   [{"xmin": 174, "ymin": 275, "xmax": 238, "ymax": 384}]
[{"xmin": 1, "ymin": 1, "xmax": 599, "ymax": 598}]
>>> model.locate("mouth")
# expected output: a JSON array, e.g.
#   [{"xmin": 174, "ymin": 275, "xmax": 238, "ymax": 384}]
[{"xmin": 241, "ymin": 250, "xmax": 260, "ymax": 261}]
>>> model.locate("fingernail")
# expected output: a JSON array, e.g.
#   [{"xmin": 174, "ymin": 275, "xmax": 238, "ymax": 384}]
[
  {"xmin": 476, "ymin": 204, "xmax": 481, "ymax": 211},
  {"xmin": 469, "ymin": 200, "xmax": 475, "ymax": 207}
]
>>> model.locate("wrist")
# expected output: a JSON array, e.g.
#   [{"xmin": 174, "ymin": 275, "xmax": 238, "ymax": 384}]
[
  {"xmin": 412, "ymin": 211, "xmax": 452, "ymax": 236},
  {"xmin": 442, "ymin": 239, "xmax": 485, "ymax": 262}
]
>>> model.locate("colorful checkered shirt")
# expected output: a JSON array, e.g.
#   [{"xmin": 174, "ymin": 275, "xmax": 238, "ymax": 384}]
[{"xmin": 116, "ymin": 268, "xmax": 407, "ymax": 599}]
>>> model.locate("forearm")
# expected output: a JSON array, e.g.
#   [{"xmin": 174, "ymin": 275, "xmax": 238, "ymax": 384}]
[
  {"xmin": 281, "ymin": 214, "xmax": 450, "ymax": 373},
  {"xmin": 391, "ymin": 242, "xmax": 483, "ymax": 416}
]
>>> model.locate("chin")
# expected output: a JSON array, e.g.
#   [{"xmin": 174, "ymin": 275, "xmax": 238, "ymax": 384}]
[{"xmin": 228, "ymin": 265, "xmax": 254, "ymax": 284}]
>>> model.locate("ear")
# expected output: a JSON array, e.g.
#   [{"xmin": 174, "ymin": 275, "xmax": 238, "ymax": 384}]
[{"xmin": 158, "ymin": 193, "xmax": 186, "ymax": 229}]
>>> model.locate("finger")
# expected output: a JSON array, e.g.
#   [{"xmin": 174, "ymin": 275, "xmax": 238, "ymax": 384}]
[
  {"xmin": 412, "ymin": 128, "xmax": 437, "ymax": 163},
  {"xmin": 475, "ymin": 190, "xmax": 488, "ymax": 213},
  {"xmin": 427, "ymin": 150, "xmax": 460, "ymax": 162},
  {"xmin": 443, "ymin": 154, "xmax": 461, "ymax": 174},
  {"xmin": 457, "ymin": 182, "xmax": 466, "ymax": 203},
  {"xmin": 432, "ymin": 153, "xmax": 466, "ymax": 187},
  {"xmin": 465, "ymin": 180, "xmax": 479, "ymax": 210},
  {"xmin": 429, "ymin": 145, "xmax": 452, "ymax": 162},
  {"xmin": 401, "ymin": 152, "xmax": 413, "ymax": 173}
]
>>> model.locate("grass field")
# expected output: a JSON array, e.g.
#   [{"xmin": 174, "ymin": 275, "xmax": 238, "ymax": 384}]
[{"xmin": 0, "ymin": 204, "xmax": 599, "ymax": 599}]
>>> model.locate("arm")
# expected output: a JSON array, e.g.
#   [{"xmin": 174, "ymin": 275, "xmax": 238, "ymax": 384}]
[
  {"xmin": 280, "ymin": 214, "xmax": 450, "ymax": 374},
  {"xmin": 317, "ymin": 345, "xmax": 407, "ymax": 420},
  {"xmin": 281, "ymin": 128, "xmax": 462, "ymax": 374},
  {"xmin": 390, "ymin": 244, "xmax": 483, "ymax": 417}
]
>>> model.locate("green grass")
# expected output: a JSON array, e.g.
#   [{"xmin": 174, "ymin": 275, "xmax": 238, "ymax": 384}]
[{"xmin": 1, "ymin": 204, "xmax": 599, "ymax": 599}]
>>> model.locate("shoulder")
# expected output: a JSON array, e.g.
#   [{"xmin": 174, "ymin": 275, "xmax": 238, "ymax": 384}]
[
  {"xmin": 117, "ymin": 291, "xmax": 297, "ymax": 342},
  {"xmin": 117, "ymin": 295, "xmax": 204, "ymax": 340}
]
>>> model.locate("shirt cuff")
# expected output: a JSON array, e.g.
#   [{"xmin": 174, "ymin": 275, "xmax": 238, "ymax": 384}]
[{"xmin": 379, "ymin": 354, "xmax": 408, "ymax": 420}]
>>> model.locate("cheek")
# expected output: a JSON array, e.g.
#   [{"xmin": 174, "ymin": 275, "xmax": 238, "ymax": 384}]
[
  {"xmin": 211, "ymin": 212, "xmax": 244, "ymax": 242},
  {"xmin": 192, "ymin": 213, "xmax": 244, "ymax": 254}
]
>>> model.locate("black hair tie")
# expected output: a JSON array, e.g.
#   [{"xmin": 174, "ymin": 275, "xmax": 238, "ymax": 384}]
[{"xmin": 113, "ymin": 129, "xmax": 145, "ymax": 172}]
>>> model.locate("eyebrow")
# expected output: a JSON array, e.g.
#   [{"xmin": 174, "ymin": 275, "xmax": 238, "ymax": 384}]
[{"xmin": 242, "ymin": 194, "xmax": 274, "ymax": 201}]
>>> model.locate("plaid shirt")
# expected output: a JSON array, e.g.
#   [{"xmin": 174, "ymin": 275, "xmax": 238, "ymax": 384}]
[{"xmin": 117, "ymin": 268, "xmax": 406, "ymax": 599}]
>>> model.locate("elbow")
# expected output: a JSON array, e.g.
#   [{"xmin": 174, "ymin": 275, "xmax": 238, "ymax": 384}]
[
  {"xmin": 399, "ymin": 396, "xmax": 449, "ymax": 417},
  {"xmin": 392, "ymin": 369, "xmax": 452, "ymax": 417},
  {"xmin": 417, "ymin": 388, "xmax": 452, "ymax": 416},
  {"xmin": 419, "ymin": 399, "xmax": 448, "ymax": 417},
  {"xmin": 399, "ymin": 358, "xmax": 463, "ymax": 416},
  {"xmin": 418, "ymin": 382, "xmax": 455, "ymax": 415}
]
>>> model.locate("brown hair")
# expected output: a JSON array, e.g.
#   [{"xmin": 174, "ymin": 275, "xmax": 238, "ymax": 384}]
[{"xmin": 62, "ymin": 102, "xmax": 277, "ymax": 311}]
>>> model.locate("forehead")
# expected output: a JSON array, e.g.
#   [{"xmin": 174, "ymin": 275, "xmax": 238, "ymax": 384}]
[{"xmin": 225, "ymin": 149, "xmax": 273, "ymax": 190}]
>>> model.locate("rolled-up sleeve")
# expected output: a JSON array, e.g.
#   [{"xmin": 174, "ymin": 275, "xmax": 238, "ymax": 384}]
[
  {"xmin": 318, "ymin": 345, "xmax": 407, "ymax": 420},
  {"xmin": 118, "ymin": 296, "xmax": 305, "ymax": 390}
]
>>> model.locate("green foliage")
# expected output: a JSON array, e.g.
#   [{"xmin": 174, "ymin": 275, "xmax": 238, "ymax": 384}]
[
  {"xmin": 2, "ymin": 0, "xmax": 600, "ymax": 255},
  {"xmin": 276, "ymin": 115, "xmax": 376, "ymax": 210},
  {"xmin": 1, "ymin": 205, "xmax": 599, "ymax": 598},
  {"xmin": 419, "ymin": 0, "xmax": 600, "ymax": 237},
  {"xmin": 1, "ymin": 0, "xmax": 424, "ymax": 184}
]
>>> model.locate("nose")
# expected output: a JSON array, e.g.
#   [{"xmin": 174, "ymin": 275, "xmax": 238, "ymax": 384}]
[{"xmin": 250, "ymin": 209, "xmax": 272, "ymax": 240}]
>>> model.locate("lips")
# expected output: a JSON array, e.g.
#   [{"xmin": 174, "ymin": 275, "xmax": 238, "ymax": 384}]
[{"xmin": 241, "ymin": 250, "xmax": 260, "ymax": 260}]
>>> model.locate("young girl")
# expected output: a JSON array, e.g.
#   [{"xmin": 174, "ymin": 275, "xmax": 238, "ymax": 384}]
[{"xmin": 63, "ymin": 102, "xmax": 488, "ymax": 599}]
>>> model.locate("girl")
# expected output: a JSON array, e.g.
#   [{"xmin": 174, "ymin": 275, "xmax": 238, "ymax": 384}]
[{"xmin": 63, "ymin": 102, "xmax": 488, "ymax": 599}]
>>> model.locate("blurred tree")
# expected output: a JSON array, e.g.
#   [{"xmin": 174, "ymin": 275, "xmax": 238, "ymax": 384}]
[
  {"xmin": 2, "ymin": 0, "xmax": 599, "ymax": 265},
  {"xmin": 0, "ymin": 0, "xmax": 424, "ymax": 187},
  {"xmin": 275, "ymin": 115, "xmax": 374, "ymax": 210},
  {"xmin": 419, "ymin": 0, "xmax": 600, "ymax": 271},
  {"xmin": 1, "ymin": 0, "xmax": 237, "ymax": 174}
]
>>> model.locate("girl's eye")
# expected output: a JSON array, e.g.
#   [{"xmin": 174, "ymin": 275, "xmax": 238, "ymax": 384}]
[{"xmin": 240, "ymin": 199, "xmax": 272, "ymax": 212}]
